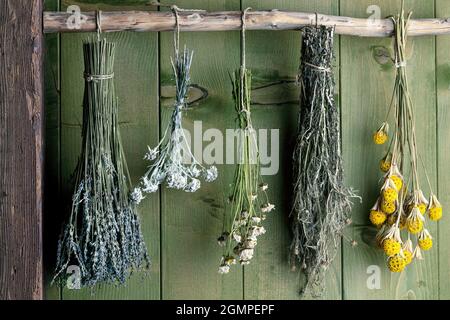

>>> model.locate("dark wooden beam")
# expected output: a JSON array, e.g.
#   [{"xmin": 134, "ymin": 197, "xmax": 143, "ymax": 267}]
[{"xmin": 0, "ymin": 0, "xmax": 44, "ymax": 300}]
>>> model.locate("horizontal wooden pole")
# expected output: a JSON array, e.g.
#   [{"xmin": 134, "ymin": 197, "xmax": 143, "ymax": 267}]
[{"xmin": 43, "ymin": 10, "xmax": 450, "ymax": 37}]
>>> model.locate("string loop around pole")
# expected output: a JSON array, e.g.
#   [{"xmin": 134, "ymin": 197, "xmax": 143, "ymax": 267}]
[
  {"xmin": 171, "ymin": 5, "xmax": 180, "ymax": 56},
  {"xmin": 96, "ymin": 10, "xmax": 102, "ymax": 41},
  {"xmin": 239, "ymin": 7, "xmax": 252, "ymax": 116},
  {"xmin": 85, "ymin": 13, "xmax": 116, "ymax": 83},
  {"xmin": 150, "ymin": 2, "xmax": 206, "ymax": 56},
  {"xmin": 241, "ymin": 7, "xmax": 251, "ymax": 70}
]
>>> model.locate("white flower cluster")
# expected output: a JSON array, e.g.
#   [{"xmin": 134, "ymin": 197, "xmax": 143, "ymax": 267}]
[
  {"xmin": 132, "ymin": 48, "xmax": 218, "ymax": 204},
  {"xmin": 130, "ymin": 187, "xmax": 144, "ymax": 205},
  {"xmin": 218, "ymin": 185, "xmax": 275, "ymax": 274},
  {"xmin": 133, "ymin": 125, "xmax": 218, "ymax": 204}
]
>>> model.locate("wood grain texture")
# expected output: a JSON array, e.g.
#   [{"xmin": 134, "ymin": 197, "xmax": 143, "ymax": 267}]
[
  {"xmin": 242, "ymin": 0, "xmax": 341, "ymax": 300},
  {"xmin": 36, "ymin": 0, "xmax": 449, "ymax": 300},
  {"xmin": 44, "ymin": 9, "xmax": 450, "ymax": 37},
  {"xmin": 0, "ymin": 0, "xmax": 44, "ymax": 300},
  {"xmin": 435, "ymin": 0, "xmax": 450, "ymax": 300},
  {"xmin": 160, "ymin": 0, "xmax": 242, "ymax": 300},
  {"xmin": 58, "ymin": 0, "xmax": 160, "ymax": 300},
  {"xmin": 341, "ymin": 0, "xmax": 438, "ymax": 300},
  {"xmin": 43, "ymin": 0, "xmax": 62, "ymax": 301}
]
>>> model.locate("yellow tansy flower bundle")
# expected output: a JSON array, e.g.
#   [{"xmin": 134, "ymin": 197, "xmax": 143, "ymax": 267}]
[{"xmin": 370, "ymin": 4, "xmax": 442, "ymax": 273}]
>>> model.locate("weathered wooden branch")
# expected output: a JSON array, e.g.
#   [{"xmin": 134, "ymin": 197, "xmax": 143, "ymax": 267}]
[{"xmin": 43, "ymin": 10, "xmax": 450, "ymax": 37}]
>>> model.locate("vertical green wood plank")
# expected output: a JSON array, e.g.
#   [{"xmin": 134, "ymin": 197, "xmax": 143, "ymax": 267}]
[
  {"xmin": 160, "ymin": 0, "xmax": 241, "ymax": 300},
  {"xmin": 44, "ymin": 0, "xmax": 61, "ymax": 300},
  {"xmin": 435, "ymin": 0, "xmax": 450, "ymax": 300},
  {"xmin": 242, "ymin": 0, "xmax": 341, "ymax": 300},
  {"xmin": 60, "ymin": 1, "xmax": 160, "ymax": 300},
  {"xmin": 341, "ymin": 0, "xmax": 438, "ymax": 299}
]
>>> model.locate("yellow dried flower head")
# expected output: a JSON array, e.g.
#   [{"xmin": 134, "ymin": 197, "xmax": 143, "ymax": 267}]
[
  {"xmin": 373, "ymin": 131, "xmax": 388, "ymax": 145},
  {"xmin": 380, "ymin": 159, "xmax": 391, "ymax": 172},
  {"xmin": 381, "ymin": 201, "xmax": 396, "ymax": 215},
  {"xmin": 388, "ymin": 254, "xmax": 407, "ymax": 272},
  {"xmin": 369, "ymin": 210, "xmax": 387, "ymax": 227},
  {"xmin": 407, "ymin": 218, "xmax": 423, "ymax": 234},
  {"xmin": 402, "ymin": 239, "xmax": 414, "ymax": 265},
  {"xmin": 418, "ymin": 237, "xmax": 432, "ymax": 251},
  {"xmin": 429, "ymin": 206, "xmax": 443, "ymax": 221},
  {"xmin": 383, "ymin": 188, "xmax": 398, "ymax": 203},
  {"xmin": 390, "ymin": 175, "xmax": 403, "ymax": 191},
  {"xmin": 407, "ymin": 203, "xmax": 426, "ymax": 215},
  {"xmin": 383, "ymin": 238, "xmax": 401, "ymax": 256},
  {"xmin": 417, "ymin": 203, "xmax": 427, "ymax": 215},
  {"xmin": 403, "ymin": 250, "xmax": 413, "ymax": 265}
]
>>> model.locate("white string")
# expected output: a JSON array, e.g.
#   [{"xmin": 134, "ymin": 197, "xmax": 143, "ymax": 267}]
[
  {"xmin": 241, "ymin": 7, "xmax": 251, "ymax": 70},
  {"xmin": 171, "ymin": 5, "xmax": 180, "ymax": 56},
  {"xmin": 303, "ymin": 62, "xmax": 331, "ymax": 73},
  {"xmin": 395, "ymin": 60, "xmax": 407, "ymax": 68},
  {"xmin": 84, "ymin": 72, "xmax": 114, "ymax": 82},
  {"xmin": 150, "ymin": 2, "xmax": 206, "ymax": 57},
  {"xmin": 96, "ymin": 10, "xmax": 102, "ymax": 41}
]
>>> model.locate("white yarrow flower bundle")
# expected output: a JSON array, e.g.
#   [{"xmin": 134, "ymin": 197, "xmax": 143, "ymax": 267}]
[
  {"xmin": 218, "ymin": 67, "xmax": 274, "ymax": 274},
  {"xmin": 137, "ymin": 48, "xmax": 217, "ymax": 198}
]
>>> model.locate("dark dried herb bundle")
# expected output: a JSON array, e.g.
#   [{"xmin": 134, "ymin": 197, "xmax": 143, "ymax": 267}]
[
  {"xmin": 53, "ymin": 38, "xmax": 150, "ymax": 287},
  {"xmin": 290, "ymin": 26, "xmax": 358, "ymax": 297}
]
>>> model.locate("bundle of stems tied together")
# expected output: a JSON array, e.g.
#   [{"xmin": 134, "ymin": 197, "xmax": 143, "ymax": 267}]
[
  {"xmin": 289, "ymin": 26, "xmax": 358, "ymax": 297},
  {"xmin": 135, "ymin": 13, "xmax": 217, "ymax": 199},
  {"xmin": 217, "ymin": 66, "xmax": 275, "ymax": 273},
  {"xmin": 371, "ymin": 2, "xmax": 443, "ymax": 273},
  {"xmin": 217, "ymin": 8, "xmax": 275, "ymax": 274},
  {"xmin": 54, "ymin": 38, "xmax": 150, "ymax": 287}
]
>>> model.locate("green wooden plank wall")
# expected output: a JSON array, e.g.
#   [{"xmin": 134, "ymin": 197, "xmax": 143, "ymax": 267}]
[{"xmin": 43, "ymin": 0, "xmax": 450, "ymax": 299}]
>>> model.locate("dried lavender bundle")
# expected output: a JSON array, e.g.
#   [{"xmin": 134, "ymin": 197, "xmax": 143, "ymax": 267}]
[
  {"xmin": 53, "ymin": 38, "xmax": 149, "ymax": 287},
  {"xmin": 136, "ymin": 47, "xmax": 217, "ymax": 196},
  {"xmin": 290, "ymin": 26, "xmax": 358, "ymax": 296},
  {"xmin": 217, "ymin": 67, "xmax": 275, "ymax": 274}
]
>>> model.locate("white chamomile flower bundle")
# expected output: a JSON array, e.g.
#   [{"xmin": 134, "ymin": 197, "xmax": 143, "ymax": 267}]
[
  {"xmin": 135, "ymin": 24, "xmax": 217, "ymax": 200},
  {"xmin": 217, "ymin": 9, "xmax": 274, "ymax": 275},
  {"xmin": 371, "ymin": 2, "xmax": 443, "ymax": 273}
]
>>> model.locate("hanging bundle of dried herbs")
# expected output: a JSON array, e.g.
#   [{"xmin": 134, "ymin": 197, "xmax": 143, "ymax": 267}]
[
  {"xmin": 371, "ymin": 2, "xmax": 442, "ymax": 273},
  {"xmin": 217, "ymin": 67, "xmax": 274, "ymax": 273},
  {"xmin": 53, "ymin": 38, "xmax": 150, "ymax": 287},
  {"xmin": 137, "ymin": 9, "xmax": 217, "ymax": 196},
  {"xmin": 217, "ymin": 9, "xmax": 274, "ymax": 274},
  {"xmin": 289, "ymin": 26, "xmax": 358, "ymax": 296}
]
